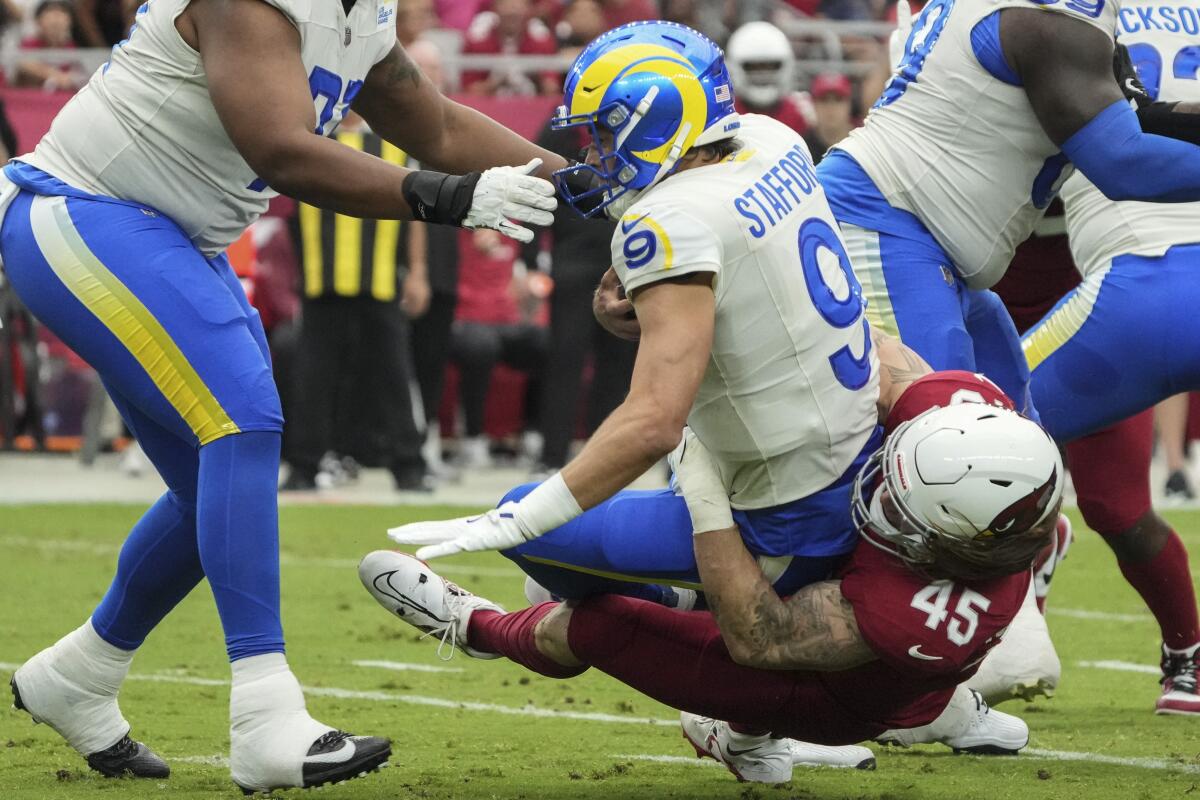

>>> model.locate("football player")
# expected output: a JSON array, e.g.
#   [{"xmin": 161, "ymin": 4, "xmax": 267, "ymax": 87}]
[
  {"xmin": 390, "ymin": 22, "xmax": 886, "ymax": 615},
  {"xmin": 1017, "ymin": 9, "xmax": 1200, "ymax": 714},
  {"xmin": 726, "ymin": 21, "xmax": 814, "ymax": 136},
  {"xmin": 0, "ymin": 0, "xmax": 562, "ymax": 792},
  {"xmin": 362, "ymin": 370, "xmax": 1058, "ymax": 784}
]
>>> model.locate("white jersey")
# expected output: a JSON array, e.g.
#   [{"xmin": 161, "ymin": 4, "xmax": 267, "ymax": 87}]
[
  {"xmin": 1064, "ymin": 3, "xmax": 1200, "ymax": 276},
  {"xmin": 836, "ymin": 0, "xmax": 1118, "ymax": 289},
  {"xmin": 18, "ymin": 0, "xmax": 396, "ymax": 257},
  {"xmin": 612, "ymin": 115, "xmax": 880, "ymax": 510}
]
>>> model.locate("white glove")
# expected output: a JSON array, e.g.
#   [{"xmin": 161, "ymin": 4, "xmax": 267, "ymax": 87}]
[
  {"xmin": 888, "ymin": 0, "xmax": 914, "ymax": 70},
  {"xmin": 388, "ymin": 501, "xmax": 535, "ymax": 560},
  {"xmin": 667, "ymin": 428, "xmax": 735, "ymax": 535},
  {"xmin": 463, "ymin": 157, "xmax": 557, "ymax": 244}
]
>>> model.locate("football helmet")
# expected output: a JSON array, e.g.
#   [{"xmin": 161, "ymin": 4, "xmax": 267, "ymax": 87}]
[
  {"xmin": 726, "ymin": 21, "xmax": 796, "ymax": 110},
  {"xmin": 852, "ymin": 403, "xmax": 1063, "ymax": 581},
  {"xmin": 552, "ymin": 20, "xmax": 740, "ymax": 218}
]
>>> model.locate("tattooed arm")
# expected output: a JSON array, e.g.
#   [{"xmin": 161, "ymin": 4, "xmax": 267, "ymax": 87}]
[
  {"xmin": 693, "ymin": 529, "xmax": 877, "ymax": 671},
  {"xmin": 353, "ymin": 44, "xmax": 568, "ymax": 181},
  {"xmin": 872, "ymin": 325, "xmax": 932, "ymax": 423}
]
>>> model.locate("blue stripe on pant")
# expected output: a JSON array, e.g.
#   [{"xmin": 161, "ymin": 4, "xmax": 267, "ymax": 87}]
[
  {"xmin": 0, "ymin": 176, "xmax": 286, "ymax": 661},
  {"xmin": 501, "ymin": 428, "xmax": 882, "ymax": 600},
  {"xmin": 1026, "ymin": 243, "xmax": 1200, "ymax": 442}
]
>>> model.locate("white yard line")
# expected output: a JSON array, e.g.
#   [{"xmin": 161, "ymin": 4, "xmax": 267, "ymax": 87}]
[
  {"xmin": 1077, "ymin": 660, "xmax": 1161, "ymax": 675},
  {"xmin": 1048, "ymin": 608, "xmax": 1152, "ymax": 623},
  {"xmin": 352, "ymin": 659, "xmax": 465, "ymax": 674},
  {"xmin": 1022, "ymin": 748, "xmax": 1200, "ymax": 774}
]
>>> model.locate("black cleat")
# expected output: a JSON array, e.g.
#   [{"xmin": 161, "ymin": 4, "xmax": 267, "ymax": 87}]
[
  {"xmin": 11, "ymin": 676, "xmax": 26, "ymax": 712},
  {"xmin": 237, "ymin": 731, "xmax": 391, "ymax": 795},
  {"xmin": 85, "ymin": 735, "xmax": 170, "ymax": 779}
]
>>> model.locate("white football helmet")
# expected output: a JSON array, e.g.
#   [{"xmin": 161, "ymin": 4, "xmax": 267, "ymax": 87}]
[
  {"xmin": 726, "ymin": 21, "xmax": 796, "ymax": 110},
  {"xmin": 852, "ymin": 403, "xmax": 1064, "ymax": 581}
]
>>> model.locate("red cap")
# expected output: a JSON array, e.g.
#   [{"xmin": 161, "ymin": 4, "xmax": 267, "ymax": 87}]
[{"xmin": 810, "ymin": 72, "xmax": 851, "ymax": 100}]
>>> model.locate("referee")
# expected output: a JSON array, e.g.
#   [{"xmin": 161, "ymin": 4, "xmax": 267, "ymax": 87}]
[{"xmin": 283, "ymin": 114, "xmax": 428, "ymax": 492}]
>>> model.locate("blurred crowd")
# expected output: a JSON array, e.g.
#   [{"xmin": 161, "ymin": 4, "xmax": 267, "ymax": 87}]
[{"xmin": 0, "ymin": 0, "xmax": 897, "ymax": 492}]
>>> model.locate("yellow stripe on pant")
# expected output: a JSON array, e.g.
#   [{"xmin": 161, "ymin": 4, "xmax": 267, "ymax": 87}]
[
  {"xmin": 1022, "ymin": 265, "xmax": 1111, "ymax": 372},
  {"xmin": 29, "ymin": 195, "xmax": 239, "ymax": 444},
  {"xmin": 841, "ymin": 223, "xmax": 900, "ymax": 338}
]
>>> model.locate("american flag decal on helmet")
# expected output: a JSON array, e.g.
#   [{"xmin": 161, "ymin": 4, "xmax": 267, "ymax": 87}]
[{"xmin": 714, "ymin": 84, "xmax": 732, "ymax": 103}]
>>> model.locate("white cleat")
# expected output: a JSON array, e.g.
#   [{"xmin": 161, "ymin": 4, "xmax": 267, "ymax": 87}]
[
  {"xmin": 965, "ymin": 581, "xmax": 1060, "ymax": 704},
  {"xmin": 10, "ymin": 620, "xmax": 168, "ymax": 778},
  {"xmin": 788, "ymin": 739, "xmax": 876, "ymax": 770},
  {"xmin": 680, "ymin": 712, "xmax": 793, "ymax": 783},
  {"xmin": 877, "ymin": 686, "xmax": 1028, "ymax": 755},
  {"xmin": 359, "ymin": 550, "xmax": 504, "ymax": 659}
]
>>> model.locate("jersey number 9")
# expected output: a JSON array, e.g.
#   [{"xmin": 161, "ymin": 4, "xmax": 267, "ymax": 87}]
[{"xmin": 799, "ymin": 218, "xmax": 873, "ymax": 391}]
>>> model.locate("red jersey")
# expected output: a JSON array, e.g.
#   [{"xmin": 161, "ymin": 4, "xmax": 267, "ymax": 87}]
[
  {"xmin": 735, "ymin": 94, "xmax": 812, "ymax": 136},
  {"xmin": 461, "ymin": 12, "xmax": 559, "ymax": 94},
  {"xmin": 825, "ymin": 370, "xmax": 1029, "ymax": 728}
]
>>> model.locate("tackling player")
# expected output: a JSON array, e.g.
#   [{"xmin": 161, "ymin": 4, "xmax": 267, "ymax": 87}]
[
  {"xmin": 389, "ymin": 22, "xmax": 886, "ymax": 612},
  {"xmin": 361, "ymin": 370, "xmax": 1059, "ymax": 784},
  {"xmin": 1019, "ymin": 9, "xmax": 1200, "ymax": 714},
  {"xmin": 0, "ymin": 0, "xmax": 562, "ymax": 792}
]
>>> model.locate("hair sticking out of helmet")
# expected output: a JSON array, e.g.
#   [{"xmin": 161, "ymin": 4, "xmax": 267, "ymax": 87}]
[
  {"xmin": 726, "ymin": 21, "xmax": 796, "ymax": 110},
  {"xmin": 550, "ymin": 20, "xmax": 741, "ymax": 218},
  {"xmin": 851, "ymin": 404, "xmax": 1064, "ymax": 583}
]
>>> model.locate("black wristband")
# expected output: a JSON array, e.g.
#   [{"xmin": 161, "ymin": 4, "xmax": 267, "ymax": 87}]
[
  {"xmin": 1135, "ymin": 101, "xmax": 1200, "ymax": 147},
  {"xmin": 401, "ymin": 170, "xmax": 482, "ymax": 226}
]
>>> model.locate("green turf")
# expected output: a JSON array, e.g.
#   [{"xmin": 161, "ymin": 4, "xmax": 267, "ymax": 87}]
[{"xmin": 2, "ymin": 503, "xmax": 1199, "ymax": 799}]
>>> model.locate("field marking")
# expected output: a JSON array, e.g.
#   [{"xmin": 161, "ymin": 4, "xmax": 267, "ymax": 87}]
[
  {"xmin": 1023, "ymin": 748, "xmax": 1200, "ymax": 774},
  {"xmin": 0, "ymin": 535, "xmax": 522, "ymax": 578},
  {"xmin": 1078, "ymin": 660, "xmax": 1161, "ymax": 675},
  {"xmin": 615, "ymin": 754, "xmax": 719, "ymax": 767},
  {"xmin": 1048, "ymin": 608, "xmax": 1152, "ymax": 623},
  {"xmin": 352, "ymin": 659, "xmax": 465, "ymax": 674},
  {"xmin": 173, "ymin": 755, "xmax": 230, "ymax": 767}
]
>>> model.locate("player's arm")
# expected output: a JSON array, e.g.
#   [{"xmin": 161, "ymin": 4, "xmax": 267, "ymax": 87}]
[
  {"xmin": 872, "ymin": 326, "xmax": 931, "ymax": 423},
  {"xmin": 1003, "ymin": 9, "xmax": 1200, "ymax": 202},
  {"xmin": 182, "ymin": 1, "xmax": 554, "ymax": 241},
  {"xmin": 353, "ymin": 44, "xmax": 568, "ymax": 182},
  {"xmin": 695, "ymin": 530, "xmax": 875, "ymax": 671},
  {"xmin": 559, "ymin": 273, "xmax": 715, "ymax": 508}
]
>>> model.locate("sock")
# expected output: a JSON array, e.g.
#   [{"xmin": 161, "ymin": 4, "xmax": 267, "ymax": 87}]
[
  {"xmin": 1114, "ymin": 530, "xmax": 1200, "ymax": 650},
  {"xmin": 92, "ymin": 491, "xmax": 204, "ymax": 650},
  {"xmin": 198, "ymin": 431, "xmax": 286, "ymax": 662},
  {"xmin": 467, "ymin": 604, "xmax": 586, "ymax": 679}
]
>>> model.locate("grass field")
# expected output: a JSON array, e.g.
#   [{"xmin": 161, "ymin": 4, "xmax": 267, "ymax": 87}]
[{"xmin": 1, "ymin": 503, "xmax": 1198, "ymax": 800}]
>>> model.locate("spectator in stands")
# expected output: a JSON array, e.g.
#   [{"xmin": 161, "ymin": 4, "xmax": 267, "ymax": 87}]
[
  {"xmin": 554, "ymin": 0, "xmax": 606, "ymax": 62},
  {"xmin": 597, "ymin": 0, "xmax": 658, "ymax": 29},
  {"xmin": 16, "ymin": 0, "xmax": 85, "ymax": 91},
  {"xmin": 435, "ymin": 0, "xmax": 485, "ymax": 31},
  {"xmin": 462, "ymin": 0, "xmax": 560, "ymax": 96},
  {"xmin": 802, "ymin": 72, "xmax": 854, "ymax": 163},
  {"xmin": 284, "ymin": 112, "xmax": 429, "ymax": 492},
  {"xmin": 74, "ymin": 0, "xmax": 135, "ymax": 47},
  {"xmin": 396, "ymin": 0, "xmax": 435, "ymax": 47},
  {"xmin": 524, "ymin": 114, "xmax": 636, "ymax": 476},
  {"xmin": 450, "ymin": 228, "xmax": 548, "ymax": 469},
  {"xmin": 726, "ymin": 21, "xmax": 812, "ymax": 135}
]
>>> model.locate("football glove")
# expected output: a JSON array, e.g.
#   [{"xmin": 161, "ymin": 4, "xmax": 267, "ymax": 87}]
[
  {"xmin": 888, "ymin": 0, "xmax": 914, "ymax": 70},
  {"xmin": 388, "ymin": 501, "xmax": 537, "ymax": 560},
  {"xmin": 1114, "ymin": 43, "xmax": 1152, "ymax": 110},
  {"xmin": 463, "ymin": 157, "xmax": 557, "ymax": 243}
]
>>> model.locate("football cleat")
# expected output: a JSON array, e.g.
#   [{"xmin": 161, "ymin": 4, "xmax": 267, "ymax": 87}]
[
  {"xmin": 1156, "ymin": 642, "xmax": 1200, "ymax": 715},
  {"xmin": 234, "ymin": 729, "xmax": 391, "ymax": 795},
  {"xmin": 359, "ymin": 550, "xmax": 504, "ymax": 659},
  {"xmin": 11, "ymin": 622, "xmax": 169, "ymax": 779},
  {"xmin": 1032, "ymin": 514, "xmax": 1073, "ymax": 612},
  {"xmin": 877, "ymin": 686, "xmax": 1028, "ymax": 755},
  {"xmin": 680, "ymin": 713, "xmax": 792, "ymax": 783},
  {"xmin": 965, "ymin": 582, "xmax": 1060, "ymax": 703},
  {"xmin": 788, "ymin": 739, "xmax": 876, "ymax": 770}
]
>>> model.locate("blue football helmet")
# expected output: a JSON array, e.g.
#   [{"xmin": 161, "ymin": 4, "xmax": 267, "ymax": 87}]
[{"xmin": 552, "ymin": 20, "xmax": 740, "ymax": 218}]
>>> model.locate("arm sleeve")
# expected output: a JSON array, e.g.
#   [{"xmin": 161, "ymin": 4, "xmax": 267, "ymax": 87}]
[
  {"xmin": 612, "ymin": 204, "xmax": 722, "ymax": 296},
  {"xmin": 1063, "ymin": 99, "xmax": 1200, "ymax": 202}
]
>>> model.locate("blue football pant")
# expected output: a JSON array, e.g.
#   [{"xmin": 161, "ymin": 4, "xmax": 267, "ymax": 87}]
[
  {"xmin": 0, "ymin": 189, "xmax": 285, "ymax": 661},
  {"xmin": 1025, "ymin": 243, "xmax": 1200, "ymax": 443}
]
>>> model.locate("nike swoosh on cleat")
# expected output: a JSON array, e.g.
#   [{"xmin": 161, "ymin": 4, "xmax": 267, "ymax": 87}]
[
  {"xmin": 306, "ymin": 740, "xmax": 356, "ymax": 765},
  {"xmin": 908, "ymin": 645, "xmax": 944, "ymax": 661}
]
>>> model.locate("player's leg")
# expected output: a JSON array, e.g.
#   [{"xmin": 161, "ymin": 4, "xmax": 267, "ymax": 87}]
[
  {"xmin": 964, "ymin": 288, "xmax": 1039, "ymax": 421},
  {"xmin": 841, "ymin": 223, "xmax": 975, "ymax": 371},
  {"xmin": 1, "ymin": 192, "xmax": 389, "ymax": 789},
  {"xmin": 1067, "ymin": 413, "xmax": 1200, "ymax": 714}
]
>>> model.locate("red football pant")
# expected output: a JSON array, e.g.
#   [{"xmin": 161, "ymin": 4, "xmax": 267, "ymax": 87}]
[{"xmin": 1068, "ymin": 412, "xmax": 1200, "ymax": 649}]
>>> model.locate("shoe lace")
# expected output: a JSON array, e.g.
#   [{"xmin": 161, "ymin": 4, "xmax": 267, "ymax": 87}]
[
  {"xmin": 1162, "ymin": 650, "xmax": 1199, "ymax": 692},
  {"xmin": 94, "ymin": 735, "xmax": 136, "ymax": 760},
  {"xmin": 417, "ymin": 584, "xmax": 468, "ymax": 662},
  {"xmin": 311, "ymin": 730, "xmax": 352, "ymax": 754}
]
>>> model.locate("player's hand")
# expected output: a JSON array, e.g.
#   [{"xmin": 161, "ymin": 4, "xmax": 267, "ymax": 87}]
[
  {"xmin": 888, "ymin": 0, "xmax": 913, "ymax": 69},
  {"xmin": 1113, "ymin": 43, "xmax": 1152, "ymax": 109},
  {"xmin": 387, "ymin": 502, "xmax": 536, "ymax": 560},
  {"xmin": 593, "ymin": 267, "xmax": 640, "ymax": 340},
  {"xmin": 463, "ymin": 158, "xmax": 557, "ymax": 244},
  {"xmin": 400, "ymin": 270, "xmax": 431, "ymax": 318},
  {"xmin": 668, "ymin": 428, "xmax": 734, "ymax": 535}
]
